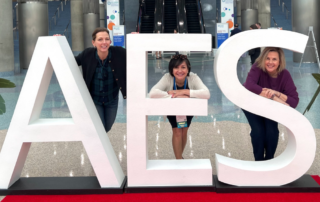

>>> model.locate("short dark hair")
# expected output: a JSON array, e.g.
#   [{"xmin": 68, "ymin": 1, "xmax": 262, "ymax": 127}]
[
  {"xmin": 168, "ymin": 55, "xmax": 191, "ymax": 77},
  {"xmin": 92, "ymin": 27, "xmax": 110, "ymax": 41},
  {"xmin": 256, "ymin": 22, "xmax": 261, "ymax": 26},
  {"xmin": 250, "ymin": 24, "xmax": 258, "ymax": 29},
  {"xmin": 234, "ymin": 24, "xmax": 239, "ymax": 28}
]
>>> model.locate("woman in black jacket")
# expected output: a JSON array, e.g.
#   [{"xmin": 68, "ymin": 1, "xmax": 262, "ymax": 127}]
[{"xmin": 74, "ymin": 27, "xmax": 126, "ymax": 132}]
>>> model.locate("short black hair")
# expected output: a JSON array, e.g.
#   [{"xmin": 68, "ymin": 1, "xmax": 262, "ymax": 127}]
[
  {"xmin": 168, "ymin": 55, "xmax": 191, "ymax": 77},
  {"xmin": 256, "ymin": 22, "xmax": 261, "ymax": 26},
  {"xmin": 250, "ymin": 24, "xmax": 258, "ymax": 29},
  {"xmin": 234, "ymin": 24, "xmax": 239, "ymax": 28}
]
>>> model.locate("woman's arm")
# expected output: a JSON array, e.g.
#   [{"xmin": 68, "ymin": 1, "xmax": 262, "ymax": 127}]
[
  {"xmin": 149, "ymin": 74, "xmax": 171, "ymax": 98},
  {"xmin": 260, "ymin": 89, "xmax": 289, "ymax": 106},
  {"xmin": 244, "ymin": 65, "xmax": 263, "ymax": 95},
  {"xmin": 189, "ymin": 74, "xmax": 210, "ymax": 99}
]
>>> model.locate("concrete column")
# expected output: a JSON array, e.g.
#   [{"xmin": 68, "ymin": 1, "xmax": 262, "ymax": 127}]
[
  {"xmin": 241, "ymin": 0, "xmax": 258, "ymax": 31},
  {"xmin": 83, "ymin": 0, "xmax": 99, "ymax": 49},
  {"xmin": 236, "ymin": 0, "xmax": 241, "ymax": 26},
  {"xmin": 19, "ymin": 0, "xmax": 48, "ymax": 70},
  {"xmin": 99, "ymin": 3, "xmax": 105, "ymax": 28},
  {"xmin": 0, "ymin": 0, "xmax": 14, "ymax": 73},
  {"xmin": 292, "ymin": 0, "xmax": 320, "ymax": 63},
  {"xmin": 257, "ymin": 0, "xmax": 270, "ymax": 29},
  {"xmin": 71, "ymin": 0, "xmax": 84, "ymax": 51}
]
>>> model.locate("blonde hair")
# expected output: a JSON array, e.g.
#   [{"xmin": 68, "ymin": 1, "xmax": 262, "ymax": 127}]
[{"xmin": 255, "ymin": 47, "xmax": 286, "ymax": 74}]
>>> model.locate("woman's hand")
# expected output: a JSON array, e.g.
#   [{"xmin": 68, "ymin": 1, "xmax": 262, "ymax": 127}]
[
  {"xmin": 53, "ymin": 34, "xmax": 62, "ymax": 36},
  {"xmin": 167, "ymin": 89, "xmax": 190, "ymax": 98},
  {"xmin": 262, "ymin": 88, "xmax": 280, "ymax": 99}
]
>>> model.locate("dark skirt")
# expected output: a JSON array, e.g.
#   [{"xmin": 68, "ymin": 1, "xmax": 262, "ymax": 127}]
[{"xmin": 167, "ymin": 116, "xmax": 194, "ymax": 128}]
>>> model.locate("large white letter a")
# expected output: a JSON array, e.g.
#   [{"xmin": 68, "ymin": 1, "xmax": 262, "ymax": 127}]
[{"xmin": 0, "ymin": 37, "xmax": 124, "ymax": 189}]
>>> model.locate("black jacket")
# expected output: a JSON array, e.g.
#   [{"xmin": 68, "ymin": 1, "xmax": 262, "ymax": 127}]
[
  {"xmin": 230, "ymin": 28, "xmax": 241, "ymax": 37},
  {"xmin": 75, "ymin": 46, "xmax": 127, "ymax": 99}
]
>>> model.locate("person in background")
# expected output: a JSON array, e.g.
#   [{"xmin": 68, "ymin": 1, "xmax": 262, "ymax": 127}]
[
  {"xmin": 242, "ymin": 47, "xmax": 299, "ymax": 161},
  {"xmin": 256, "ymin": 22, "xmax": 262, "ymax": 29},
  {"xmin": 248, "ymin": 24, "xmax": 261, "ymax": 64},
  {"xmin": 230, "ymin": 23, "xmax": 241, "ymax": 37},
  {"xmin": 149, "ymin": 55, "xmax": 210, "ymax": 159},
  {"xmin": 74, "ymin": 28, "xmax": 126, "ymax": 132}
]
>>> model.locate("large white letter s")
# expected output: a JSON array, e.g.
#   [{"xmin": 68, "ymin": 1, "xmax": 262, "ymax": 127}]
[{"xmin": 214, "ymin": 30, "xmax": 315, "ymax": 186}]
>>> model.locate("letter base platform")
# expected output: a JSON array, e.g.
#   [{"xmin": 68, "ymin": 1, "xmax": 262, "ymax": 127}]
[
  {"xmin": 125, "ymin": 176, "xmax": 215, "ymax": 193},
  {"xmin": 214, "ymin": 175, "xmax": 320, "ymax": 193},
  {"xmin": 0, "ymin": 177, "xmax": 127, "ymax": 195}
]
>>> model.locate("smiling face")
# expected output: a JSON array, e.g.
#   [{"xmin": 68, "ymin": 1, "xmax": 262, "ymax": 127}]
[
  {"xmin": 173, "ymin": 61, "xmax": 189, "ymax": 81},
  {"xmin": 264, "ymin": 51, "xmax": 280, "ymax": 76},
  {"xmin": 92, "ymin": 32, "xmax": 111, "ymax": 53}
]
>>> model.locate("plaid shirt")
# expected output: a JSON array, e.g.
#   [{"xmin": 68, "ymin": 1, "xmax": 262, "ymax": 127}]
[{"xmin": 90, "ymin": 50, "xmax": 119, "ymax": 106}]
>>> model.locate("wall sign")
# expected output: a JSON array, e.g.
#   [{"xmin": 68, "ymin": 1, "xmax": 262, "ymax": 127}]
[
  {"xmin": 106, "ymin": 0, "xmax": 120, "ymax": 45},
  {"xmin": 113, "ymin": 25, "xmax": 125, "ymax": 48},
  {"xmin": 216, "ymin": 23, "xmax": 229, "ymax": 48},
  {"xmin": 221, "ymin": 0, "xmax": 234, "ymax": 35}
]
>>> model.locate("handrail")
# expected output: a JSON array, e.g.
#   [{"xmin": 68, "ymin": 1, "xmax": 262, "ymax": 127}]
[
  {"xmin": 197, "ymin": 0, "xmax": 205, "ymax": 33},
  {"xmin": 63, "ymin": 20, "xmax": 71, "ymax": 38},
  {"xmin": 271, "ymin": 15, "xmax": 278, "ymax": 28},
  {"xmin": 50, "ymin": 0, "xmax": 66, "ymax": 30},
  {"xmin": 122, "ymin": 9, "xmax": 125, "ymax": 25},
  {"xmin": 279, "ymin": 0, "xmax": 290, "ymax": 19},
  {"xmin": 178, "ymin": 0, "xmax": 188, "ymax": 33},
  {"xmin": 175, "ymin": 0, "xmax": 179, "ymax": 33},
  {"xmin": 216, "ymin": 8, "xmax": 220, "ymax": 23},
  {"xmin": 154, "ymin": 0, "xmax": 163, "ymax": 33},
  {"xmin": 135, "ymin": 1, "xmax": 143, "ymax": 32},
  {"xmin": 161, "ymin": 0, "xmax": 165, "ymax": 33},
  {"xmin": 13, "ymin": 27, "xmax": 18, "ymax": 40}
]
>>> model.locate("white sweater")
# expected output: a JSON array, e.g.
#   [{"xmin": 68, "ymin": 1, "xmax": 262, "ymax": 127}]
[{"xmin": 149, "ymin": 72, "xmax": 210, "ymax": 99}]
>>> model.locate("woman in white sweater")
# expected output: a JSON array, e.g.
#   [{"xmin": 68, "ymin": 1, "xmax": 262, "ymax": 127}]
[{"xmin": 149, "ymin": 55, "xmax": 210, "ymax": 159}]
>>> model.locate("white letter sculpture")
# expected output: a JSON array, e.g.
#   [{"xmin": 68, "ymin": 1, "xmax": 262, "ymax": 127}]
[
  {"xmin": 214, "ymin": 29, "xmax": 316, "ymax": 186},
  {"xmin": 127, "ymin": 34, "xmax": 212, "ymax": 186},
  {"xmin": 0, "ymin": 37, "xmax": 124, "ymax": 188}
]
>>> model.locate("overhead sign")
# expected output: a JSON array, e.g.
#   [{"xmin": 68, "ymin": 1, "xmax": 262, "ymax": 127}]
[{"xmin": 216, "ymin": 23, "xmax": 229, "ymax": 48}]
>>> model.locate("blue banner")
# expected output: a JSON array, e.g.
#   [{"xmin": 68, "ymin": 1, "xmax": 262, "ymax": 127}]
[
  {"xmin": 217, "ymin": 33, "xmax": 229, "ymax": 48},
  {"xmin": 113, "ymin": 35, "xmax": 125, "ymax": 48}
]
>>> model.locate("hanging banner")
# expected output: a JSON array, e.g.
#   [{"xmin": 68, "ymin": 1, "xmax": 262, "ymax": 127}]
[
  {"xmin": 221, "ymin": 0, "xmax": 234, "ymax": 35},
  {"xmin": 106, "ymin": 0, "xmax": 120, "ymax": 45},
  {"xmin": 216, "ymin": 23, "xmax": 229, "ymax": 48},
  {"xmin": 113, "ymin": 25, "xmax": 125, "ymax": 48}
]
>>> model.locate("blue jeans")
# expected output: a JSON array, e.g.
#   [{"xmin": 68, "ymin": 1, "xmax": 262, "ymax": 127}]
[
  {"xmin": 242, "ymin": 109, "xmax": 279, "ymax": 161},
  {"xmin": 95, "ymin": 96, "xmax": 119, "ymax": 132}
]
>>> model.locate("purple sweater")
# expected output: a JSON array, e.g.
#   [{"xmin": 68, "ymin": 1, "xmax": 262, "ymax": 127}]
[{"xmin": 243, "ymin": 64, "xmax": 299, "ymax": 108}]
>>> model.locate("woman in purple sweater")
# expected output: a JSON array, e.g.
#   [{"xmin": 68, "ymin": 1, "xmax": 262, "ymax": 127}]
[{"xmin": 243, "ymin": 47, "xmax": 299, "ymax": 161}]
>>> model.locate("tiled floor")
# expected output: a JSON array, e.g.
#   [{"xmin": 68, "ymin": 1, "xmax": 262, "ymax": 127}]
[{"xmin": 0, "ymin": 51, "xmax": 320, "ymax": 189}]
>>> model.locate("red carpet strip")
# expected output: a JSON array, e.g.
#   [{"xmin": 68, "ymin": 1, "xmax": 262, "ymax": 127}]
[
  {"xmin": 312, "ymin": 175, "xmax": 320, "ymax": 185},
  {"xmin": 3, "ymin": 192, "xmax": 320, "ymax": 202}
]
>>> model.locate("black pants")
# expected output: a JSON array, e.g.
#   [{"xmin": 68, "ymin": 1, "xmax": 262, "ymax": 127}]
[{"xmin": 242, "ymin": 109, "xmax": 279, "ymax": 161}]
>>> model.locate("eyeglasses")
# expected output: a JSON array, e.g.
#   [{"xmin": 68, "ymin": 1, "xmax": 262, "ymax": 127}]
[{"xmin": 172, "ymin": 54, "xmax": 188, "ymax": 60}]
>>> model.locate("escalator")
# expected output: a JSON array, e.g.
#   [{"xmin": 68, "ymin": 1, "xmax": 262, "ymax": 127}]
[
  {"xmin": 140, "ymin": 0, "xmax": 156, "ymax": 33},
  {"xmin": 164, "ymin": 0, "xmax": 177, "ymax": 33},
  {"xmin": 185, "ymin": 0, "xmax": 201, "ymax": 33}
]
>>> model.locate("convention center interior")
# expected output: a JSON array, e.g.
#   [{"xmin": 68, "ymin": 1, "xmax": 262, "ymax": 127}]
[{"xmin": 1, "ymin": 0, "xmax": 320, "ymax": 201}]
